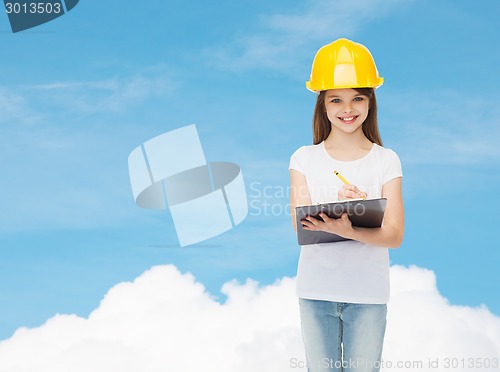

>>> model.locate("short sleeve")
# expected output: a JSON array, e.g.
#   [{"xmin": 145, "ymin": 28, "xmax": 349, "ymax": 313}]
[
  {"xmin": 289, "ymin": 146, "xmax": 306, "ymax": 174},
  {"xmin": 383, "ymin": 149, "xmax": 403, "ymax": 184}
]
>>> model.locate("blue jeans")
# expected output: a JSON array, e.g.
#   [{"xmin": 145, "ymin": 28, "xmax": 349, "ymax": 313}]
[{"xmin": 299, "ymin": 298, "xmax": 387, "ymax": 372}]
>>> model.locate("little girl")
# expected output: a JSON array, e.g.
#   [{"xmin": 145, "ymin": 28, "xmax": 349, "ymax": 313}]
[{"xmin": 289, "ymin": 38, "xmax": 404, "ymax": 372}]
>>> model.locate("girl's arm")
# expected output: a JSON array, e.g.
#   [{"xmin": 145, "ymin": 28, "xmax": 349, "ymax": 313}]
[
  {"xmin": 302, "ymin": 177, "xmax": 404, "ymax": 248},
  {"xmin": 347, "ymin": 177, "xmax": 404, "ymax": 248},
  {"xmin": 290, "ymin": 169, "xmax": 312, "ymax": 232}
]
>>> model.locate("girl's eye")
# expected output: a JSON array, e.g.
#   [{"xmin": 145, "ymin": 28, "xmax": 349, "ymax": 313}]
[
  {"xmin": 330, "ymin": 98, "xmax": 341, "ymax": 103},
  {"xmin": 354, "ymin": 97, "xmax": 364, "ymax": 101}
]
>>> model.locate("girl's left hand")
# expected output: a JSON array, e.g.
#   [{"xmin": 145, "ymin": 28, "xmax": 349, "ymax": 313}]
[{"xmin": 301, "ymin": 212, "xmax": 354, "ymax": 239}]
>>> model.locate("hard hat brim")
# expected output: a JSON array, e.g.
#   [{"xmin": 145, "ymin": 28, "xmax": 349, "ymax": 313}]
[{"xmin": 306, "ymin": 77, "xmax": 384, "ymax": 93}]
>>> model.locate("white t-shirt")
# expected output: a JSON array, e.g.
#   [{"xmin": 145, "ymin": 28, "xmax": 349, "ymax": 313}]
[{"xmin": 289, "ymin": 141, "xmax": 402, "ymax": 304}]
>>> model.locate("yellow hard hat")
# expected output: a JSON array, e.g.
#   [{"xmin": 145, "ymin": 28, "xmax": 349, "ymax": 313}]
[{"xmin": 306, "ymin": 38, "xmax": 384, "ymax": 92}]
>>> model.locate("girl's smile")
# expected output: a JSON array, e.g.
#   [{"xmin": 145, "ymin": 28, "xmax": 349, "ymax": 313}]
[{"xmin": 337, "ymin": 115, "xmax": 359, "ymax": 124}]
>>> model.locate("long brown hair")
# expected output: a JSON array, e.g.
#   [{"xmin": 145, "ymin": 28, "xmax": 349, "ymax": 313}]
[{"xmin": 312, "ymin": 88, "xmax": 383, "ymax": 146}]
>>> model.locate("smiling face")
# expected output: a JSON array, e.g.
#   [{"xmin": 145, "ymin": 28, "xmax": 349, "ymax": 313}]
[{"xmin": 324, "ymin": 88, "xmax": 370, "ymax": 135}]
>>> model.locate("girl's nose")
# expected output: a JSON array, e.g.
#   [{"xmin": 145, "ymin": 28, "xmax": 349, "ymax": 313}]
[{"xmin": 343, "ymin": 104, "xmax": 353, "ymax": 113}]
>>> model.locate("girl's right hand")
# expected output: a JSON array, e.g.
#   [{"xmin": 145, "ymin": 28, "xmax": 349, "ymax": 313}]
[{"xmin": 338, "ymin": 184, "xmax": 367, "ymax": 201}]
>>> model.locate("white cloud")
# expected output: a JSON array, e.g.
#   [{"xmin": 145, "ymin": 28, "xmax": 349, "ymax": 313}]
[
  {"xmin": 205, "ymin": 0, "xmax": 411, "ymax": 72},
  {"xmin": 28, "ymin": 66, "xmax": 178, "ymax": 114},
  {"xmin": 385, "ymin": 266, "xmax": 500, "ymax": 370},
  {"xmin": 0, "ymin": 265, "xmax": 302, "ymax": 372},
  {"xmin": 0, "ymin": 264, "xmax": 498, "ymax": 372},
  {"xmin": 383, "ymin": 90, "xmax": 500, "ymax": 165},
  {"xmin": 0, "ymin": 86, "xmax": 41, "ymax": 126}
]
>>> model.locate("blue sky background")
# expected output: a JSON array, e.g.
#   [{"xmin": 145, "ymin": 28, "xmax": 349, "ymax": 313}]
[{"xmin": 0, "ymin": 0, "xmax": 499, "ymax": 340}]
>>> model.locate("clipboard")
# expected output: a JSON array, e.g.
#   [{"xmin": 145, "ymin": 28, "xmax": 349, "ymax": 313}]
[{"xmin": 295, "ymin": 198, "xmax": 387, "ymax": 245}]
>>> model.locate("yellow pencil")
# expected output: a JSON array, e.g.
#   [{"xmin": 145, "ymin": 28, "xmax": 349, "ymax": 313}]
[
  {"xmin": 333, "ymin": 170, "xmax": 350, "ymax": 185},
  {"xmin": 334, "ymin": 170, "xmax": 366, "ymax": 199}
]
